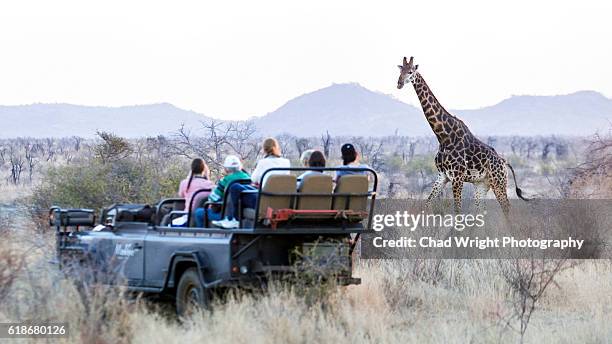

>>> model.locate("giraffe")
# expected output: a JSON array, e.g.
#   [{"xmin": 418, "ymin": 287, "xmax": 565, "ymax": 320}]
[{"xmin": 396, "ymin": 56, "xmax": 529, "ymax": 214}]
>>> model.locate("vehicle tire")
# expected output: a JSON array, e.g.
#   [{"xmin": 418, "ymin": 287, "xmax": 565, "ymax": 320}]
[{"xmin": 176, "ymin": 267, "xmax": 210, "ymax": 317}]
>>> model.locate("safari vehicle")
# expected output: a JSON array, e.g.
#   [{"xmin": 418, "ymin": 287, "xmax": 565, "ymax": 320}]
[{"xmin": 51, "ymin": 167, "xmax": 377, "ymax": 315}]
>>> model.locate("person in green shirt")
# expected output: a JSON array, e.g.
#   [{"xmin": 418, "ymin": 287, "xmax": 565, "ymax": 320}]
[{"xmin": 193, "ymin": 155, "xmax": 250, "ymax": 227}]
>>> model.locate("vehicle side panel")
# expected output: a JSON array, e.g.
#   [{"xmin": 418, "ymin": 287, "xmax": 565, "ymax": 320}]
[{"xmin": 144, "ymin": 230, "xmax": 232, "ymax": 288}]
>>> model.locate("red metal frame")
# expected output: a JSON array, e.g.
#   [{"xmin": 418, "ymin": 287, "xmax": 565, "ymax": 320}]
[{"xmin": 264, "ymin": 207, "xmax": 368, "ymax": 229}]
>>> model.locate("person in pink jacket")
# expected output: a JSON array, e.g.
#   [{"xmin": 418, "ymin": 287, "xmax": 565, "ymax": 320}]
[{"xmin": 178, "ymin": 158, "xmax": 215, "ymax": 212}]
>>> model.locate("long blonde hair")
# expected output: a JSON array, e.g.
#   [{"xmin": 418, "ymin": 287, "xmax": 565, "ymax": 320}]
[{"xmin": 262, "ymin": 137, "xmax": 281, "ymax": 157}]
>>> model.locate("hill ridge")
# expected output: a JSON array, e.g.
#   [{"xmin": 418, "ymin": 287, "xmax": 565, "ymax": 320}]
[{"xmin": 0, "ymin": 84, "xmax": 610, "ymax": 137}]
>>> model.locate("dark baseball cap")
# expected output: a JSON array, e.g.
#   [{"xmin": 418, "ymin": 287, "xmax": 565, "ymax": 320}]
[{"xmin": 341, "ymin": 143, "xmax": 356, "ymax": 156}]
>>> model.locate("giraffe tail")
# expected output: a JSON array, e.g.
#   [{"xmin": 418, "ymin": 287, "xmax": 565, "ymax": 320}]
[{"xmin": 507, "ymin": 163, "xmax": 530, "ymax": 201}]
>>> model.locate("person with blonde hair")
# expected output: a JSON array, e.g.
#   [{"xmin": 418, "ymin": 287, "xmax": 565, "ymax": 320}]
[
  {"xmin": 250, "ymin": 137, "xmax": 291, "ymax": 187},
  {"xmin": 215, "ymin": 137, "xmax": 291, "ymax": 229}
]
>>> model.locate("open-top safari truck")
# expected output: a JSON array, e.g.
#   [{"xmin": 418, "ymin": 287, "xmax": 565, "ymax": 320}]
[{"xmin": 50, "ymin": 167, "xmax": 377, "ymax": 315}]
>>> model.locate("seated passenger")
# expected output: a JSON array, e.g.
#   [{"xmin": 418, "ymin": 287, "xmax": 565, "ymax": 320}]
[
  {"xmin": 178, "ymin": 158, "xmax": 214, "ymax": 212},
  {"xmin": 335, "ymin": 143, "xmax": 370, "ymax": 181},
  {"xmin": 214, "ymin": 138, "xmax": 290, "ymax": 229},
  {"xmin": 171, "ymin": 158, "xmax": 214, "ymax": 226},
  {"xmin": 299, "ymin": 149, "xmax": 315, "ymax": 167},
  {"xmin": 297, "ymin": 150, "xmax": 326, "ymax": 188},
  {"xmin": 250, "ymin": 138, "xmax": 291, "ymax": 187},
  {"xmin": 193, "ymin": 155, "xmax": 250, "ymax": 227}
]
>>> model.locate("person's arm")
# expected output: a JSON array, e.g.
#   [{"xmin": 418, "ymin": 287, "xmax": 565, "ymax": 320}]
[
  {"xmin": 362, "ymin": 164, "xmax": 373, "ymax": 182},
  {"xmin": 208, "ymin": 178, "xmax": 226, "ymax": 202},
  {"xmin": 178, "ymin": 179, "xmax": 186, "ymax": 198},
  {"xmin": 250, "ymin": 160, "xmax": 263, "ymax": 186},
  {"xmin": 334, "ymin": 169, "xmax": 343, "ymax": 183}
]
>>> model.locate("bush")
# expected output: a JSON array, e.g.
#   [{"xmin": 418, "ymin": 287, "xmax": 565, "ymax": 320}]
[
  {"xmin": 32, "ymin": 135, "xmax": 185, "ymax": 211},
  {"xmin": 404, "ymin": 155, "xmax": 438, "ymax": 177}
]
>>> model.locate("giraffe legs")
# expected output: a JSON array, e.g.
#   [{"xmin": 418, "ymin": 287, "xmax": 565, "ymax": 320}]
[
  {"xmin": 425, "ymin": 173, "xmax": 448, "ymax": 207},
  {"xmin": 452, "ymin": 180, "xmax": 463, "ymax": 213},
  {"xmin": 473, "ymin": 182, "xmax": 490, "ymax": 214},
  {"xmin": 491, "ymin": 165, "xmax": 511, "ymax": 217},
  {"xmin": 492, "ymin": 184, "xmax": 510, "ymax": 217}
]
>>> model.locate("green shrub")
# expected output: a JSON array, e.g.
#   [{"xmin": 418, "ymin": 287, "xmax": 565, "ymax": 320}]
[
  {"xmin": 383, "ymin": 155, "xmax": 405, "ymax": 172},
  {"xmin": 32, "ymin": 135, "xmax": 185, "ymax": 211},
  {"xmin": 404, "ymin": 155, "xmax": 437, "ymax": 177}
]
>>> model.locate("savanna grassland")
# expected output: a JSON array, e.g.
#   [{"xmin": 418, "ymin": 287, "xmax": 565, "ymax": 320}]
[{"xmin": 0, "ymin": 126, "xmax": 610, "ymax": 343}]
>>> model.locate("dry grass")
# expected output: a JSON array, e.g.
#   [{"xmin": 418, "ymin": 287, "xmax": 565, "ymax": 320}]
[
  {"xmin": 1, "ymin": 191, "xmax": 612, "ymax": 343},
  {"xmin": 2, "ymin": 227, "xmax": 612, "ymax": 344}
]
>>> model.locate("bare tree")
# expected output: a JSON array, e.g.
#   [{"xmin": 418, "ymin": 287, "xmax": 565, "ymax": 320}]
[
  {"xmin": 276, "ymin": 134, "xmax": 296, "ymax": 158},
  {"xmin": 23, "ymin": 143, "xmax": 39, "ymax": 182},
  {"xmin": 525, "ymin": 138, "xmax": 538, "ymax": 159},
  {"xmin": 145, "ymin": 135, "xmax": 173, "ymax": 160},
  {"xmin": 354, "ymin": 137, "xmax": 385, "ymax": 170},
  {"xmin": 499, "ymin": 259, "xmax": 572, "ymax": 343},
  {"xmin": 0, "ymin": 146, "xmax": 6, "ymax": 166},
  {"xmin": 72, "ymin": 136, "xmax": 83, "ymax": 152},
  {"xmin": 43, "ymin": 138, "xmax": 56, "ymax": 162},
  {"xmin": 173, "ymin": 120, "xmax": 260, "ymax": 175},
  {"xmin": 226, "ymin": 121, "xmax": 259, "ymax": 162},
  {"xmin": 510, "ymin": 136, "xmax": 525, "ymax": 156},
  {"xmin": 173, "ymin": 125, "xmax": 218, "ymax": 168},
  {"xmin": 8, "ymin": 145, "xmax": 24, "ymax": 185},
  {"xmin": 541, "ymin": 139, "xmax": 555, "ymax": 160},
  {"xmin": 320, "ymin": 131, "xmax": 332, "ymax": 158},
  {"xmin": 294, "ymin": 138, "xmax": 310, "ymax": 157},
  {"xmin": 407, "ymin": 139, "xmax": 417, "ymax": 162}
]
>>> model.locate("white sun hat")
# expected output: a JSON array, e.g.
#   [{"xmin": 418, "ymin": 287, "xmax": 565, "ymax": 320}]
[{"xmin": 223, "ymin": 155, "xmax": 242, "ymax": 169}]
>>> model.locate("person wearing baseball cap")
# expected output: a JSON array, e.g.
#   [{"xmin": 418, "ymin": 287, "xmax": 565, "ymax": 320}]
[
  {"xmin": 335, "ymin": 143, "xmax": 369, "ymax": 180},
  {"xmin": 192, "ymin": 155, "xmax": 250, "ymax": 227},
  {"xmin": 207, "ymin": 155, "xmax": 249, "ymax": 204}
]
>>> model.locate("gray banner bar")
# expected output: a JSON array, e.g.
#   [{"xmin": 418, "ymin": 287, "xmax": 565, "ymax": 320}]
[
  {"xmin": 362, "ymin": 199, "xmax": 612, "ymax": 259},
  {"xmin": 0, "ymin": 323, "xmax": 69, "ymax": 338}
]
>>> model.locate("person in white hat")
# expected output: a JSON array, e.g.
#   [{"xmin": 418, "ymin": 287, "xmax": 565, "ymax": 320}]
[{"xmin": 193, "ymin": 155, "xmax": 250, "ymax": 227}]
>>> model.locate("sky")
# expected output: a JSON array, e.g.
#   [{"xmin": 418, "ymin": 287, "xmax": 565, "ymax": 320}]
[{"xmin": 0, "ymin": 0, "xmax": 611, "ymax": 120}]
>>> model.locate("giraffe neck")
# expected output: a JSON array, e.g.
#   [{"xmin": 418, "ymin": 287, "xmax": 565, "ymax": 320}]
[{"xmin": 411, "ymin": 72, "xmax": 467, "ymax": 144}]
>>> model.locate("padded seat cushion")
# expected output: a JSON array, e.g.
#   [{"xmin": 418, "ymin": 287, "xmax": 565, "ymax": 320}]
[
  {"xmin": 332, "ymin": 175, "xmax": 369, "ymax": 212},
  {"xmin": 297, "ymin": 173, "xmax": 333, "ymax": 210},
  {"xmin": 258, "ymin": 174, "xmax": 297, "ymax": 218}
]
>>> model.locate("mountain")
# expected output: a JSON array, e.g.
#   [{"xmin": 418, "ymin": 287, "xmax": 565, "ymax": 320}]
[
  {"xmin": 456, "ymin": 91, "xmax": 612, "ymax": 136},
  {"xmin": 0, "ymin": 103, "xmax": 212, "ymax": 138},
  {"xmin": 252, "ymin": 83, "xmax": 429, "ymax": 137},
  {"xmin": 254, "ymin": 85, "xmax": 612, "ymax": 137},
  {"xmin": 0, "ymin": 86, "xmax": 610, "ymax": 138}
]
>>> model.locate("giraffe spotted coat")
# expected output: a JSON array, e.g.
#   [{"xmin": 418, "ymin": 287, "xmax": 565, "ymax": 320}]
[{"xmin": 397, "ymin": 56, "xmax": 527, "ymax": 214}]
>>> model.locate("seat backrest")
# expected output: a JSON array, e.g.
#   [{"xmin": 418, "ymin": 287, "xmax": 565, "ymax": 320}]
[
  {"xmin": 297, "ymin": 173, "xmax": 333, "ymax": 210},
  {"xmin": 173, "ymin": 201, "xmax": 185, "ymax": 211},
  {"xmin": 221, "ymin": 179, "xmax": 252, "ymax": 215},
  {"xmin": 258, "ymin": 174, "xmax": 297, "ymax": 219},
  {"xmin": 155, "ymin": 198, "xmax": 185, "ymax": 225},
  {"xmin": 189, "ymin": 189, "xmax": 211, "ymax": 212},
  {"xmin": 332, "ymin": 175, "xmax": 369, "ymax": 212}
]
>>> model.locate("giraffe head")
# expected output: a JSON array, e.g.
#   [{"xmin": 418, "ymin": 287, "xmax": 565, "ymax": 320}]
[{"xmin": 397, "ymin": 56, "xmax": 419, "ymax": 89}]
